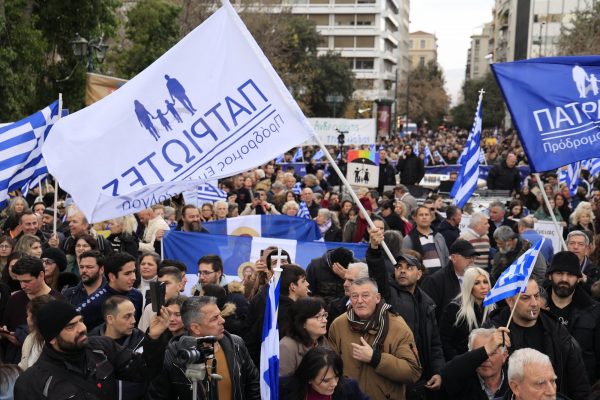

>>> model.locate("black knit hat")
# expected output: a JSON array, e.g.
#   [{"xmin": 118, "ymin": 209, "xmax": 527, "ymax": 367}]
[
  {"xmin": 41, "ymin": 247, "xmax": 67, "ymax": 272},
  {"xmin": 37, "ymin": 300, "xmax": 80, "ymax": 342},
  {"xmin": 547, "ymin": 251, "xmax": 582, "ymax": 278}
]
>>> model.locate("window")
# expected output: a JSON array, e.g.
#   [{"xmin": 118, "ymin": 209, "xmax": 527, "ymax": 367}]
[
  {"xmin": 420, "ymin": 39, "xmax": 426, "ymax": 49},
  {"xmin": 334, "ymin": 36, "xmax": 354, "ymax": 47},
  {"xmin": 409, "ymin": 39, "xmax": 413, "ymax": 49},
  {"xmin": 356, "ymin": 36, "xmax": 375, "ymax": 48},
  {"xmin": 355, "ymin": 58, "xmax": 374, "ymax": 69},
  {"xmin": 309, "ymin": 14, "xmax": 329, "ymax": 25},
  {"xmin": 419, "ymin": 56, "xmax": 425, "ymax": 67},
  {"xmin": 356, "ymin": 14, "xmax": 375, "ymax": 25},
  {"xmin": 334, "ymin": 14, "xmax": 355, "ymax": 25},
  {"xmin": 355, "ymin": 79, "xmax": 374, "ymax": 89}
]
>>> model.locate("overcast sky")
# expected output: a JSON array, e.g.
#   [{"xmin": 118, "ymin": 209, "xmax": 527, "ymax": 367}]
[{"xmin": 409, "ymin": 0, "xmax": 495, "ymax": 105}]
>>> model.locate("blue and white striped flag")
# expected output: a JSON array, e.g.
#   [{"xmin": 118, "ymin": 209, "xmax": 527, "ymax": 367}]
[
  {"xmin": 433, "ymin": 150, "xmax": 447, "ymax": 165},
  {"xmin": 558, "ymin": 162, "xmax": 581, "ymax": 196},
  {"xmin": 413, "ymin": 144, "xmax": 419, "ymax": 156},
  {"xmin": 291, "ymin": 181, "xmax": 302, "ymax": 195},
  {"xmin": 260, "ymin": 255, "xmax": 282, "ymax": 400},
  {"xmin": 297, "ymin": 201, "xmax": 311, "ymax": 219},
  {"xmin": 0, "ymin": 101, "xmax": 60, "ymax": 207},
  {"xmin": 451, "ymin": 90, "xmax": 483, "ymax": 207},
  {"xmin": 479, "ymin": 148, "xmax": 486, "ymax": 163},
  {"xmin": 591, "ymin": 159, "xmax": 600, "ymax": 177},
  {"xmin": 483, "ymin": 238, "xmax": 545, "ymax": 307},
  {"xmin": 423, "ymin": 146, "xmax": 432, "ymax": 166},
  {"xmin": 312, "ymin": 148, "xmax": 325, "ymax": 161},
  {"xmin": 292, "ymin": 147, "xmax": 303, "ymax": 162},
  {"xmin": 197, "ymin": 181, "xmax": 227, "ymax": 203},
  {"xmin": 274, "ymin": 154, "xmax": 285, "ymax": 164}
]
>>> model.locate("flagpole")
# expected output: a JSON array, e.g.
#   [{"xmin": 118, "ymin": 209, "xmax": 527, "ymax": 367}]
[
  {"xmin": 505, "ymin": 290, "xmax": 523, "ymax": 329},
  {"xmin": 312, "ymin": 133, "xmax": 397, "ymax": 265},
  {"xmin": 533, "ymin": 172, "xmax": 567, "ymax": 250},
  {"xmin": 52, "ymin": 93, "xmax": 63, "ymax": 238}
]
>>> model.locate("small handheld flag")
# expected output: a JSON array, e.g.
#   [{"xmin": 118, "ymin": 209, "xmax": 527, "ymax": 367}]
[
  {"xmin": 297, "ymin": 201, "xmax": 311, "ymax": 219},
  {"xmin": 292, "ymin": 147, "xmax": 303, "ymax": 162}
]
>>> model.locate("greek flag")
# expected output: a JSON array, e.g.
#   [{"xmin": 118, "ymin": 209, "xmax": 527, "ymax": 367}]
[
  {"xmin": 558, "ymin": 162, "xmax": 581, "ymax": 196},
  {"xmin": 312, "ymin": 148, "xmax": 325, "ymax": 161},
  {"xmin": 292, "ymin": 147, "xmax": 303, "ymax": 162},
  {"xmin": 291, "ymin": 181, "xmax": 302, "ymax": 195},
  {"xmin": 584, "ymin": 158, "xmax": 600, "ymax": 177},
  {"xmin": 451, "ymin": 90, "xmax": 483, "ymax": 207},
  {"xmin": 433, "ymin": 150, "xmax": 447, "ymax": 165},
  {"xmin": 483, "ymin": 238, "xmax": 545, "ymax": 306},
  {"xmin": 297, "ymin": 201, "xmax": 311, "ymax": 219},
  {"xmin": 197, "ymin": 181, "xmax": 227, "ymax": 203},
  {"xmin": 413, "ymin": 144, "xmax": 419, "ymax": 156},
  {"xmin": 274, "ymin": 154, "xmax": 285, "ymax": 164},
  {"xmin": 260, "ymin": 259, "xmax": 282, "ymax": 400},
  {"xmin": 424, "ymin": 146, "xmax": 432, "ymax": 166},
  {"xmin": 0, "ymin": 101, "xmax": 60, "ymax": 208}
]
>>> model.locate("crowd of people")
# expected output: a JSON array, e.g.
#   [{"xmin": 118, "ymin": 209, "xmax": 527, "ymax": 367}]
[{"xmin": 0, "ymin": 126, "xmax": 599, "ymax": 399}]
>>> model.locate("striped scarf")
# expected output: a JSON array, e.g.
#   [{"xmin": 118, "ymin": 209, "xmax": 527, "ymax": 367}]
[{"xmin": 346, "ymin": 302, "xmax": 392, "ymax": 351}]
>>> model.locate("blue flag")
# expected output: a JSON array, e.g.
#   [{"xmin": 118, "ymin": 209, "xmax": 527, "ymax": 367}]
[
  {"xmin": 492, "ymin": 56, "xmax": 600, "ymax": 172},
  {"xmin": 274, "ymin": 154, "xmax": 285, "ymax": 164},
  {"xmin": 292, "ymin": 147, "xmax": 303, "ymax": 162},
  {"xmin": 312, "ymin": 148, "xmax": 325, "ymax": 161},
  {"xmin": 483, "ymin": 239, "xmax": 545, "ymax": 307},
  {"xmin": 423, "ymin": 146, "xmax": 432, "ymax": 166},
  {"xmin": 0, "ymin": 101, "xmax": 61, "ymax": 207},
  {"xmin": 261, "ymin": 264, "xmax": 281, "ymax": 400},
  {"xmin": 297, "ymin": 201, "xmax": 311, "ymax": 219},
  {"xmin": 451, "ymin": 90, "xmax": 483, "ymax": 207},
  {"xmin": 203, "ymin": 214, "xmax": 322, "ymax": 241},
  {"xmin": 558, "ymin": 162, "xmax": 581, "ymax": 196},
  {"xmin": 433, "ymin": 150, "xmax": 447, "ymax": 165}
]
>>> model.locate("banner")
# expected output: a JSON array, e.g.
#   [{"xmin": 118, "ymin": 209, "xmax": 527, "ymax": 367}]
[
  {"xmin": 303, "ymin": 118, "xmax": 375, "ymax": 145},
  {"xmin": 163, "ymin": 230, "xmax": 368, "ymax": 276},
  {"xmin": 43, "ymin": 1, "xmax": 315, "ymax": 222},
  {"xmin": 85, "ymin": 72, "xmax": 128, "ymax": 105},
  {"xmin": 492, "ymin": 56, "xmax": 600, "ymax": 172},
  {"xmin": 203, "ymin": 215, "xmax": 322, "ymax": 241}
]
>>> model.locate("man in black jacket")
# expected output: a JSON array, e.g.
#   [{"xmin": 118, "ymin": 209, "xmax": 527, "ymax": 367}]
[
  {"xmin": 148, "ymin": 296, "xmax": 260, "ymax": 400},
  {"xmin": 396, "ymin": 144, "xmax": 425, "ymax": 186},
  {"xmin": 544, "ymin": 251, "xmax": 600, "ymax": 383},
  {"xmin": 441, "ymin": 327, "xmax": 510, "ymax": 399},
  {"xmin": 486, "ymin": 278, "xmax": 591, "ymax": 400},
  {"xmin": 488, "ymin": 201, "xmax": 518, "ymax": 250},
  {"xmin": 436, "ymin": 205, "xmax": 462, "ymax": 249},
  {"xmin": 305, "ymin": 247, "xmax": 354, "ymax": 304},
  {"xmin": 486, "ymin": 152, "xmax": 520, "ymax": 192},
  {"xmin": 367, "ymin": 227, "xmax": 445, "ymax": 399},
  {"xmin": 14, "ymin": 299, "xmax": 169, "ymax": 399}
]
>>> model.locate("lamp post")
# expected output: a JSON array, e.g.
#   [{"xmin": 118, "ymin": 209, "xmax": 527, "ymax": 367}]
[
  {"xmin": 70, "ymin": 33, "xmax": 108, "ymax": 72},
  {"xmin": 326, "ymin": 94, "xmax": 344, "ymax": 118}
]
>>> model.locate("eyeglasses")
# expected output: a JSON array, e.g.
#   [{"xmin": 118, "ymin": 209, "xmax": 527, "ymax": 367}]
[
  {"xmin": 42, "ymin": 258, "xmax": 55, "ymax": 265},
  {"xmin": 198, "ymin": 270, "xmax": 216, "ymax": 276},
  {"xmin": 311, "ymin": 312, "xmax": 328, "ymax": 321},
  {"xmin": 0, "ymin": 244, "xmax": 11, "ymax": 249}
]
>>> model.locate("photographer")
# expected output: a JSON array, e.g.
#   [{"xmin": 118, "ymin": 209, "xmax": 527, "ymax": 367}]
[
  {"xmin": 240, "ymin": 190, "xmax": 280, "ymax": 216},
  {"xmin": 14, "ymin": 299, "xmax": 170, "ymax": 399},
  {"xmin": 148, "ymin": 296, "xmax": 260, "ymax": 400}
]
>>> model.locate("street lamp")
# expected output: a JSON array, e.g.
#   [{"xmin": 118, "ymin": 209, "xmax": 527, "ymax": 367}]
[
  {"xmin": 70, "ymin": 33, "xmax": 109, "ymax": 72},
  {"xmin": 326, "ymin": 94, "xmax": 344, "ymax": 118}
]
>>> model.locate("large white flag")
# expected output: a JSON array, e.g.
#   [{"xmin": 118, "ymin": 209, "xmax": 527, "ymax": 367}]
[{"xmin": 43, "ymin": 1, "xmax": 314, "ymax": 222}]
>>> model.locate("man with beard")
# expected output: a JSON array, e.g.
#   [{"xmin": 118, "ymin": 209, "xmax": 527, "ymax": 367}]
[
  {"xmin": 175, "ymin": 205, "xmax": 209, "ymax": 233},
  {"xmin": 63, "ymin": 251, "xmax": 106, "ymax": 307},
  {"xmin": 14, "ymin": 300, "xmax": 170, "ymax": 399},
  {"xmin": 545, "ymin": 251, "xmax": 600, "ymax": 383}
]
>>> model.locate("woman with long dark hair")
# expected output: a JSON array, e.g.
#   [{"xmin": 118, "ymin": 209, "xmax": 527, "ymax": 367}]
[
  {"xmin": 280, "ymin": 346, "xmax": 367, "ymax": 400},
  {"xmin": 280, "ymin": 297, "xmax": 329, "ymax": 377}
]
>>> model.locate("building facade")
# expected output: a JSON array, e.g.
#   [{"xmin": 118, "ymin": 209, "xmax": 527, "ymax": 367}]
[
  {"xmin": 465, "ymin": 22, "xmax": 493, "ymax": 80},
  {"xmin": 408, "ymin": 31, "xmax": 437, "ymax": 69}
]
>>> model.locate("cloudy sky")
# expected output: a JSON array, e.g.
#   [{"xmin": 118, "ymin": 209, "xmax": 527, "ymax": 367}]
[{"xmin": 409, "ymin": 0, "xmax": 495, "ymax": 105}]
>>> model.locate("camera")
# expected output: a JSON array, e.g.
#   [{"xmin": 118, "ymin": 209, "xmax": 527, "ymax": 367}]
[{"xmin": 175, "ymin": 336, "xmax": 218, "ymax": 365}]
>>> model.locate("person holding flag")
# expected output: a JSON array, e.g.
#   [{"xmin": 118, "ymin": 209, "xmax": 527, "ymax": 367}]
[{"xmin": 483, "ymin": 238, "xmax": 591, "ymax": 400}]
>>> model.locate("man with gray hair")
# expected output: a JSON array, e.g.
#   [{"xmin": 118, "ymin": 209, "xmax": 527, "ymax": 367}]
[
  {"xmin": 147, "ymin": 296, "xmax": 260, "ymax": 399},
  {"xmin": 487, "ymin": 201, "xmax": 518, "ymax": 249},
  {"xmin": 566, "ymin": 231, "xmax": 600, "ymax": 288},
  {"xmin": 507, "ymin": 348, "xmax": 563, "ymax": 400},
  {"xmin": 459, "ymin": 212, "xmax": 491, "ymax": 270},
  {"xmin": 327, "ymin": 261, "xmax": 369, "ymax": 328},
  {"xmin": 490, "ymin": 226, "xmax": 546, "ymax": 285},
  {"xmin": 394, "ymin": 185, "xmax": 418, "ymax": 215},
  {"xmin": 442, "ymin": 327, "xmax": 510, "ymax": 399},
  {"xmin": 518, "ymin": 216, "xmax": 554, "ymax": 264}
]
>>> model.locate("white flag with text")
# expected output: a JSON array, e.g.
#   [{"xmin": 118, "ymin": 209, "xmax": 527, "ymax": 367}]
[{"xmin": 43, "ymin": 1, "xmax": 314, "ymax": 222}]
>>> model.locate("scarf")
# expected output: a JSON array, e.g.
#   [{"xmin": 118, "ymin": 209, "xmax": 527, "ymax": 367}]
[
  {"xmin": 319, "ymin": 219, "xmax": 332, "ymax": 235},
  {"xmin": 347, "ymin": 301, "xmax": 392, "ymax": 351}
]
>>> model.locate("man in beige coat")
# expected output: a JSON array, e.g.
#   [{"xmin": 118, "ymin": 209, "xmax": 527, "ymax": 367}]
[{"xmin": 328, "ymin": 277, "xmax": 422, "ymax": 400}]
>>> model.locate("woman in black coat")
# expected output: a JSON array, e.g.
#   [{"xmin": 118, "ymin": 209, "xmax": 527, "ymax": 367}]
[
  {"xmin": 316, "ymin": 208, "xmax": 342, "ymax": 242},
  {"xmin": 440, "ymin": 267, "xmax": 495, "ymax": 361}
]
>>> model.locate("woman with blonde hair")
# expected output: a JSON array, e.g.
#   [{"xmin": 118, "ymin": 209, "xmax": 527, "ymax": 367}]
[
  {"xmin": 439, "ymin": 266, "xmax": 495, "ymax": 360},
  {"xmin": 570, "ymin": 201, "xmax": 596, "ymax": 234},
  {"xmin": 13, "ymin": 234, "xmax": 42, "ymax": 258},
  {"xmin": 107, "ymin": 215, "xmax": 139, "ymax": 259},
  {"xmin": 282, "ymin": 200, "xmax": 300, "ymax": 217}
]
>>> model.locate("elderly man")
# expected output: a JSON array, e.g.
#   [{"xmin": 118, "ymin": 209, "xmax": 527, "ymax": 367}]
[
  {"xmin": 61, "ymin": 210, "xmax": 113, "ymax": 257},
  {"xmin": 459, "ymin": 212, "xmax": 491, "ymax": 270},
  {"xmin": 327, "ymin": 262, "xmax": 369, "ymax": 329},
  {"xmin": 487, "ymin": 278, "xmax": 590, "ymax": 400},
  {"xmin": 506, "ymin": 348, "xmax": 568, "ymax": 400},
  {"xmin": 328, "ymin": 277, "xmax": 422, "ymax": 400},
  {"xmin": 368, "ymin": 227, "xmax": 445, "ymax": 398},
  {"xmin": 394, "ymin": 185, "xmax": 418, "ymax": 216},
  {"xmin": 442, "ymin": 327, "xmax": 510, "ymax": 399},
  {"xmin": 137, "ymin": 208, "xmax": 170, "ymax": 254},
  {"xmin": 487, "ymin": 201, "xmax": 518, "ymax": 249},
  {"xmin": 213, "ymin": 200, "xmax": 229, "ymax": 220},
  {"xmin": 566, "ymin": 230, "xmax": 600, "ymax": 287},
  {"xmin": 487, "ymin": 152, "xmax": 520, "ymax": 192},
  {"xmin": 300, "ymin": 187, "xmax": 319, "ymax": 218},
  {"xmin": 490, "ymin": 226, "xmax": 546, "ymax": 285}
]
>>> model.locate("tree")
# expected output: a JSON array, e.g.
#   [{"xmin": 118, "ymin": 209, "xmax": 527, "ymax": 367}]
[
  {"xmin": 310, "ymin": 52, "xmax": 354, "ymax": 117},
  {"xmin": 399, "ymin": 60, "xmax": 450, "ymax": 128},
  {"xmin": 450, "ymin": 72, "xmax": 505, "ymax": 129},
  {"xmin": 116, "ymin": 0, "xmax": 182, "ymax": 78},
  {"xmin": 558, "ymin": 2, "xmax": 600, "ymax": 55}
]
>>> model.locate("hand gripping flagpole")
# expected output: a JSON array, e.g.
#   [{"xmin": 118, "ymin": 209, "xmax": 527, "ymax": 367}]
[
  {"xmin": 52, "ymin": 93, "xmax": 63, "ymax": 238},
  {"xmin": 533, "ymin": 173, "xmax": 567, "ymax": 250},
  {"xmin": 313, "ymin": 133, "xmax": 397, "ymax": 265}
]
